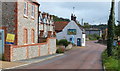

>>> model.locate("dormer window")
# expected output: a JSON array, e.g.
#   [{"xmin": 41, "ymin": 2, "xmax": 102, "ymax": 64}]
[
  {"xmin": 24, "ymin": 2, "xmax": 28, "ymax": 16},
  {"xmin": 31, "ymin": 5, "xmax": 35, "ymax": 18}
]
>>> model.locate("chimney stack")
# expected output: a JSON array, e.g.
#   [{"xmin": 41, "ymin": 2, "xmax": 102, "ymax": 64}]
[{"xmin": 71, "ymin": 14, "xmax": 77, "ymax": 22}]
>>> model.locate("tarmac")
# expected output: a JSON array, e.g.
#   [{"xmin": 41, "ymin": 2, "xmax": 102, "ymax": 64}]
[{"xmin": 0, "ymin": 54, "xmax": 64, "ymax": 70}]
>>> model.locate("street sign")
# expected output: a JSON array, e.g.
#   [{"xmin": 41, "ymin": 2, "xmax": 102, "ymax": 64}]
[{"xmin": 6, "ymin": 33, "xmax": 15, "ymax": 44}]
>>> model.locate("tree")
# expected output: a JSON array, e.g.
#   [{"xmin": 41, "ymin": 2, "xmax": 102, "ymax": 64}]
[
  {"xmin": 107, "ymin": 0, "xmax": 115, "ymax": 57},
  {"xmin": 115, "ymin": 24, "xmax": 120, "ymax": 37},
  {"xmin": 83, "ymin": 22, "xmax": 91, "ymax": 29}
]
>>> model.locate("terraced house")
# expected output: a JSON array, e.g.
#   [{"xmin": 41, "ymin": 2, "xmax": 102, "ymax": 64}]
[
  {"xmin": 39, "ymin": 12, "xmax": 55, "ymax": 43},
  {"xmin": 0, "ymin": 0, "xmax": 56, "ymax": 61}
]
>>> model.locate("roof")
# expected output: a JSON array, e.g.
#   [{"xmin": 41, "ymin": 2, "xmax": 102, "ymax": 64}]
[
  {"xmin": 76, "ymin": 23, "xmax": 85, "ymax": 31},
  {"xmin": 85, "ymin": 29, "xmax": 101, "ymax": 31},
  {"xmin": 29, "ymin": 0, "xmax": 40, "ymax": 5},
  {"xmin": 54, "ymin": 21, "xmax": 85, "ymax": 34},
  {"xmin": 54, "ymin": 21, "xmax": 69, "ymax": 33}
]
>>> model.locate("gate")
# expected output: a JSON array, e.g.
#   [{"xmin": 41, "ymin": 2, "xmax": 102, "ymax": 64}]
[{"xmin": 0, "ymin": 30, "xmax": 4, "ymax": 59}]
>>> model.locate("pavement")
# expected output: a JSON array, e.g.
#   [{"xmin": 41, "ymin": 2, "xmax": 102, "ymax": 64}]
[
  {"xmin": 0, "ymin": 54, "xmax": 64, "ymax": 70},
  {"xmin": 12, "ymin": 41, "xmax": 107, "ymax": 69}
]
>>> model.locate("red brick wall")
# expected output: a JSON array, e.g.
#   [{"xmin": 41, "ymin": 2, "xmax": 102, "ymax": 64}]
[{"xmin": 4, "ymin": 45, "xmax": 13, "ymax": 61}]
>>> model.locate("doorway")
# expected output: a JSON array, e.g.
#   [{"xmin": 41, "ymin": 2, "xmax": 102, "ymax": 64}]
[
  {"xmin": 0, "ymin": 30, "xmax": 4, "ymax": 60},
  {"xmin": 77, "ymin": 38, "xmax": 81, "ymax": 46}
]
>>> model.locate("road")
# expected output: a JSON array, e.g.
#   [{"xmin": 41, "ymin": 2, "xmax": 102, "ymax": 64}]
[{"xmin": 15, "ymin": 41, "xmax": 107, "ymax": 69}]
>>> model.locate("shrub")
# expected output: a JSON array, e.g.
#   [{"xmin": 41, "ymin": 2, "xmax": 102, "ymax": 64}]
[
  {"xmin": 58, "ymin": 39, "xmax": 70, "ymax": 47},
  {"xmin": 56, "ymin": 47, "xmax": 65, "ymax": 53},
  {"xmin": 56, "ymin": 39, "xmax": 59, "ymax": 45}
]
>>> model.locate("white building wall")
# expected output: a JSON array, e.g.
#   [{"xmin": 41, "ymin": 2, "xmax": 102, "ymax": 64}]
[
  {"xmin": 82, "ymin": 34, "xmax": 86, "ymax": 46},
  {"xmin": 57, "ymin": 21, "xmax": 85, "ymax": 46}
]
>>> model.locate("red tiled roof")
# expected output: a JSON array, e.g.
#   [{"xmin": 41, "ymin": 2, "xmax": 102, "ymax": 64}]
[{"xmin": 54, "ymin": 21, "xmax": 69, "ymax": 33}]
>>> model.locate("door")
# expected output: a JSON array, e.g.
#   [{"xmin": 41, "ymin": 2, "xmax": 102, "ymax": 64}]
[
  {"xmin": 0, "ymin": 30, "xmax": 4, "ymax": 59},
  {"xmin": 77, "ymin": 38, "xmax": 81, "ymax": 46}
]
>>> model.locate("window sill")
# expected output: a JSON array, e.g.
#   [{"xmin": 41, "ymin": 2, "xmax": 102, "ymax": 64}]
[
  {"xmin": 23, "ymin": 15, "xmax": 28, "ymax": 18},
  {"xmin": 24, "ymin": 43, "xmax": 28, "ymax": 45},
  {"xmin": 31, "ymin": 16, "xmax": 35, "ymax": 20}
]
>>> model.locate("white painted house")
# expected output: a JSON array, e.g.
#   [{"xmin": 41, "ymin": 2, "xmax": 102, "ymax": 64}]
[{"xmin": 55, "ymin": 14, "xmax": 86, "ymax": 46}]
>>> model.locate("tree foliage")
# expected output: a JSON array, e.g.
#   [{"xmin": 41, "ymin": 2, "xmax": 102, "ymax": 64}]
[
  {"xmin": 115, "ymin": 24, "xmax": 120, "ymax": 37},
  {"xmin": 53, "ymin": 15, "xmax": 70, "ymax": 22},
  {"xmin": 107, "ymin": 0, "xmax": 115, "ymax": 57}
]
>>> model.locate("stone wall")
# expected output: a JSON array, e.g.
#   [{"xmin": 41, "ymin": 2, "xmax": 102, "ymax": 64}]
[
  {"xmin": 17, "ymin": 1, "xmax": 39, "ymax": 45},
  {"xmin": 4, "ymin": 38, "xmax": 56, "ymax": 61},
  {"xmin": 2, "ymin": 2, "xmax": 16, "ymax": 34}
]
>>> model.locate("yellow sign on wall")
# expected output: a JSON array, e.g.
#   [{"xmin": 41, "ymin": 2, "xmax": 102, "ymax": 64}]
[{"xmin": 6, "ymin": 33, "xmax": 15, "ymax": 43}]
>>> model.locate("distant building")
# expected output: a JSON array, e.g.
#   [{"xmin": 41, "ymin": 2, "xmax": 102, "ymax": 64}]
[
  {"xmin": 39, "ymin": 12, "xmax": 55, "ymax": 42},
  {"xmin": 85, "ymin": 29, "xmax": 102, "ymax": 37},
  {"xmin": 55, "ymin": 14, "xmax": 86, "ymax": 46}
]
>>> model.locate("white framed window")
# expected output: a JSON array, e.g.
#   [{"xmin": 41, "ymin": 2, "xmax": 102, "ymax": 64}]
[
  {"xmin": 24, "ymin": 2, "xmax": 28, "ymax": 16},
  {"xmin": 31, "ymin": 5, "xmax": 35, "ymax": 18}
]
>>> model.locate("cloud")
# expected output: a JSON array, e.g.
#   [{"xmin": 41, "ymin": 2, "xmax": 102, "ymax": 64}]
[{"xmin": 38, "ymin": 1, "xmax": 119, "ymax": 25}]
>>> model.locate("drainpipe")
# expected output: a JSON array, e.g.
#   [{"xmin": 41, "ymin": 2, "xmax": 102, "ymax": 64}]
[{"xmin": 38, "ymin": 4, "xmax": 40, "ymax": 43}]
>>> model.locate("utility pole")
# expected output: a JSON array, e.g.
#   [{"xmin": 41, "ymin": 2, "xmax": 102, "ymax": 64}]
[
  {"xmin": 73, "ymin": 7, "xmax": 75, "ymax": 14},
  {"xmin": 81, "ymin": 18, "xmax": 84, "ymax": 26}
]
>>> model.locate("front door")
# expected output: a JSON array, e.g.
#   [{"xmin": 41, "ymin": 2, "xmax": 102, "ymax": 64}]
[
  {"xmin": 77, "ymin": 38, "xmax": 81, "ymax": 46},
  {"xmin": 0, "ymin": 30, "xmax": 4, "ymax": 59}
]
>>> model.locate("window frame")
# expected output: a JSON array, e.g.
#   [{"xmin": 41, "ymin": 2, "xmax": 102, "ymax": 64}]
[
  {"xmin": 24, "ymin": 2, "xmax": 28, "ymax": 17},
  {"xmin": 24, "ymin": 29, "xmax": 28, "ymax": 44},
  {"xmin": 31, "ymin": 5, "xmax": 35, "ymax": 18},
  {"xmin": 31, "ymin": 29, "xmax": 35, "ymax": 43}
]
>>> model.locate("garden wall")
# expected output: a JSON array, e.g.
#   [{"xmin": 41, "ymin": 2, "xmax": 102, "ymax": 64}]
[{"xmin": 4, "ymin": 38, "xmax": 56, "ymax": 61}]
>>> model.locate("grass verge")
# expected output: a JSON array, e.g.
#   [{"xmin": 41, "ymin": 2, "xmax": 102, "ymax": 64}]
[{"xmin": 102, "ymin": 49, "xmax": 119, "ymax": 71}]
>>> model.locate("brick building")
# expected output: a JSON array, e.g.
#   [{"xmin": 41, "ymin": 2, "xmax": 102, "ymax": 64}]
[
  {"xmin": 0, "ymin": 0, "xmax": 56, "ymax": 61},
  {"xmin": 1, "ymin": 0, "xmax": 39, "ymax": 45}
]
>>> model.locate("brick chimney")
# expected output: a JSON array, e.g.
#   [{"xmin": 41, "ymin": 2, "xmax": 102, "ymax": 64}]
[
  {"xmin": 71, "ymin": 14, "xmax": 77, "ymax": 22},
  {"xmin": 71, "ymin": 14, "xmax": 74, "ymax": 20},
  {"xmin": 42, "ymin": 12, "xmax": 47, "ymax": 18},
  {"xmin": 74, "ymin": 15, "xmax": 76, "ymax": 22}
]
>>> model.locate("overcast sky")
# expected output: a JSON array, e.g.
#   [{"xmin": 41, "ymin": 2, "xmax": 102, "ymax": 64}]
[{"xmin": 37, "ymin": 0, "xmax": 119, "ymax": 25}]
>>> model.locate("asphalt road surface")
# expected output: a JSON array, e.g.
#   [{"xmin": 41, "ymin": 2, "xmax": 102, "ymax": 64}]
[{"xmin": 15, "ymin": 41, "xmax": 107, "ymax": 70}]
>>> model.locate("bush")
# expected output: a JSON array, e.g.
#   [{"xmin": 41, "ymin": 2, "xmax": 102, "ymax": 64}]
[
  {"xmin": 58, "ymin": 39, "xmax": 70, "ymax": 47},
  {"xmin": 56, "ymin": 39, "xmax": 59, "ymax": 45},
  {"xmin": 56, "ymin": 47, "xmax": 65, "ymax": 53}
]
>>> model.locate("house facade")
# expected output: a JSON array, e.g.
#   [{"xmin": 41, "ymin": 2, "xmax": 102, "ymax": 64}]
[
  {"xmin": 55, "ymin": 14, "xmax": 86, "ymax": 46},
  {"xmin": 39, "ymin": 12, "xmax": 55, "ymax": 43},
  {"xmin": 1, "ymin": 0, "xmax": 39, "ymax": 45},
  {"xmin": 0, "ymin": 0, "xmax": 56, "ymax": 61}
]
